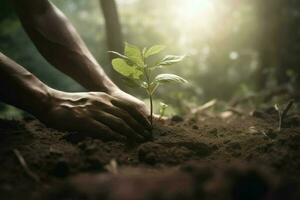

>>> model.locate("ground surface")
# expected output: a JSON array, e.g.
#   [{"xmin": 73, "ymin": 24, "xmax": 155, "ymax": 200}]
[{"xmin": 0, "ymin": 104, "xmax": 300, "ymax": 200}]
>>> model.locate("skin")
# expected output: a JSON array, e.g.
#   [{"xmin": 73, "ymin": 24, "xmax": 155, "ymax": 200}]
[{"xmin": 0, "ymin": 0, "xmax": 151, "ymax": 141}]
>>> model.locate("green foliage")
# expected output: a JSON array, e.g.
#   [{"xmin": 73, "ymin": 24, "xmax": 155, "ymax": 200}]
[
  {"xmin": 110, "ymin": 42, "xmax": 187, "ymax": 126},
  {"xmin": 153, "ymin": 74, "xmax": 188, "ymax": 84},
  {"xmin": 124, "ymin": 42, "xmax": 144, "ymax": 67},
  {"xmin": 144, "ymin": 45, "xmax": 166, "ymax": 58},
  {"xmin": 156, "ymin": 55, "xmax": 186, "ymax": 67},
  {"xmin": 111, "ymin": 58, "xmax": 142, "ymax": 79}
]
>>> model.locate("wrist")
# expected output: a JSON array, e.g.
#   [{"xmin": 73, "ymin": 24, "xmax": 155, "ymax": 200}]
[
  {"xmin": 28, "ymin": 84, "xmax": 54, "ymax": 117},
  {"xmin": 91, "ymin": 76, "xmax": 120, "ymax": 95},
  {"xmin": 105, "ymin": 84, "xmax": 120, "ymax": 95}
]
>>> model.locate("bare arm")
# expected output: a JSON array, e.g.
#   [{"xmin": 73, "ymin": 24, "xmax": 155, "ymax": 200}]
[
  {"xmin": 9, "ymin": 0, "xmax": 151, "ymax": 136},
  {"xmin": 0, "ymin": 52, "xmax": 150, "ymax": 141},
  {"xmin": 0, "ymin": 52, "xmax": 51, "ymax": 116},
  {"xmin": 11, "ymin": 0, "xmax": 116, "ymax": 92}
]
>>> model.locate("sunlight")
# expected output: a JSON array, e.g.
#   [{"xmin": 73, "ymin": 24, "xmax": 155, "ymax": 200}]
[
  {"xmin": 175, "ymin": 0, "xmax": 216, "ymax": 22},
  {"xmin": 172, "ymin": 0, "xmax": 219, "ymax": 48}
]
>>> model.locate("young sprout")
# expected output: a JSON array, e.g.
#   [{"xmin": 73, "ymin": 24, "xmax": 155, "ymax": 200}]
[
  {"xmin": 159, "ymin": 102, "xmax": 168, "ymax": 120},
  {"xmin": 109, "ymin": 42, "xmax": 187, "ymax": 127},
  {"xmin": 274, "ymin": 100, "xmax": 294, "ymax": 131}
]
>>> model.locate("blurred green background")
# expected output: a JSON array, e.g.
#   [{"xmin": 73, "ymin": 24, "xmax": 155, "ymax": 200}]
[{"xmin": 1, "ymin": 0, "xmax": 300, "ymax": 118}]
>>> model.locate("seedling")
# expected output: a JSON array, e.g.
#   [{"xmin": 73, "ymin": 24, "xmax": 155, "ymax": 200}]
[
  {"xmin": 274, "ymin": 99, "xmax": 294, "ymax": 131},
  {"xmin": 109, "ymin": 43, "xmax": 187, "ymax": 127},
  {"xmin": 159, "ymin": 102, "xmax": 168, "ymax": 120}
]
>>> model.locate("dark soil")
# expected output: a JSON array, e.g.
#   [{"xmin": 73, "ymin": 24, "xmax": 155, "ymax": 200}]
[{"xmin": 0, "ymin": 105, "xmax": 300, "ymax": 200}]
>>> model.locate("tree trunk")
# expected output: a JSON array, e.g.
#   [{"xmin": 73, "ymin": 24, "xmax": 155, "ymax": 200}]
[
  {"xmin": 100, "ymin": 0, "xmax": 124, "ymax": 59},
  {"xmin": 256, "ymin": 0, "xmax": 300, "ymax": 99},
  {"xmin": 99, "ymin": 0, "xmax": 124, "ymax": 86},
  {"xmin": 255, "ymin": 0, "xmax": 282, "ymax": 90}
]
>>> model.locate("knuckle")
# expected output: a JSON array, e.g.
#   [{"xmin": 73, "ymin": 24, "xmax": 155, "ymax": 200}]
[
  {"xmin": 89, "ymin": 98, "xmax": 99, "ymax": 105},
  {"xmin": 127, "ymin": 100, "xmax": 145, "ymax": 111},
  {"xmin": 98, "ymin": 92, "xmax": 110, "ymax": 99},
  {"xmin": 125, "ymin": 102, "xmax": 137, "ymax": 110},
  {"xmin": 134, "ymin": 105, "xmax": 148, "ymax": 117}
]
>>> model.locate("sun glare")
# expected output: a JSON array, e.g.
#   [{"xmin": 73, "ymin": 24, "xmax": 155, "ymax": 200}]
[
  {"xmin": 176, "ymin": 0, "xmax": 216, "ymax": 21},
  {"xmin": 173, "ymin": 0, "xmax": 220, "ymax": 47}
]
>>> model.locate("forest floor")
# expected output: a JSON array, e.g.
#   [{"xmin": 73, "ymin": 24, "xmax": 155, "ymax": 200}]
[{"xmin": 0, "ymin": 102, "xmax": 300, "ymax": 200}]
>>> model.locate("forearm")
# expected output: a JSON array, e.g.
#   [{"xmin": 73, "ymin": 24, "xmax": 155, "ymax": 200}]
[
  {"xmin": 11, "ymin": 0, "xmax": 117, "ymax": 92},
  {"xmin": 0, "ymin": 52, "xmax": 51, "ymax": 116}
]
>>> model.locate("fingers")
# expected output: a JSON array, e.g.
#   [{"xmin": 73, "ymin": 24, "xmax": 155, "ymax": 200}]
[
  {"xmin": 111, "ymin": 99, "xmax": 152, "ymax": 130},
  {"xmin": 91, "ymin": 110, "xmax": 145, "ymax": 142},
  {"xmin": 76, "ymin": 118, "xmax": 126, "ymax": 142},
  {"xmin": 102, "ymin": 106, "xmax": 151, "ymax": 139}
]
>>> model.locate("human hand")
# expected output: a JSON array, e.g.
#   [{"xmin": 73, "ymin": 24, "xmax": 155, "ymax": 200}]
[{"xmin": 38, "ymin": 89, "xmax": 151, "ymax": 142}]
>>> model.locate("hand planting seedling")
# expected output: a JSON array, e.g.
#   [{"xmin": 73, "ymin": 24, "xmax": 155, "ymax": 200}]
[{"xmin": 109, "ymin": 42, "xmax": 187, "ymax": 127}]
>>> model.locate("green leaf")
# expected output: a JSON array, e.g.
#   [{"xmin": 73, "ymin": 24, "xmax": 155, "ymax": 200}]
[
  {"xmin": 157, "ymin": 55, "xmax": 186, "ymax": 66},
  {"xmin": 153, "ymin": 73, "xmax": 188, "ymax": 84},
  {"xmin": 140, "ymin": 82, "xmax": 148, "ymax": 89},
  {"xmin": 112, "ymin": 58, "xmax": 143, "ymax": 79},
  {"xmin": 124, "ymin": 42, "xmax": 144, "ymax": 67},
  {"xmin": 160, "ymin": 102, "xmax": 168, "ymax": 108},
  {"xmin": 144, "ymin": 45, "xmax": 166, "ymax": 58},
  {"xmin": 108, "ymin": 51, "xmax": 129, "ymax": 60}
]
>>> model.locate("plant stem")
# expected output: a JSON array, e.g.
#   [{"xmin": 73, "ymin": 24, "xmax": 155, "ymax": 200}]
[
  {"xmin": 149, "ymin": 94, "xmax": 153, "ymax": 126},
  {"xmin": 143, "ymin": 67, "xmax": 153, "ymax": 127}
]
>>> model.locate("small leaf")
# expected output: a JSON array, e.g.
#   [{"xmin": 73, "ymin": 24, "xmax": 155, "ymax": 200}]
[
  {"xmin": 112, "ymin": 58, "xmax": 143, "ymax": 79},
  {"xmin": 140, "ymin": 82, "xmax": 148, "ymax": 89},
  {"xmin": 144, "ymin": 45, "xmax": 166, "ymax": 58},
  {"xmin": 108, "ymin": 51, "xmax": 129, "ymax": 60},
  {"xmin": 124, "ymin": 42, "xmax": 144, "ymax": 67},
  {"xmin": 154, "ymin": 73, "xmax": 188, "ymax": 84},
  {"xmin": 157, "ymin": 55, "xmax": 186, "ymax": 66},
  {"xmin": 160, "ymin": 102, "xmax": 168, "ymax": 108}
]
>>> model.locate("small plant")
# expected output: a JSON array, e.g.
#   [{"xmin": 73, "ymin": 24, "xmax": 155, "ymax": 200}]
[
  {"xmin": 109, "ymin": 42, "xmax": 187, "ymax": 127},
  {"xmin": 159, "ymin": 102, "xmax": 168, "ymax": 120},
  {"xmin": 274, "ymin": 99, "xmax": 294, "ymax": 131}
]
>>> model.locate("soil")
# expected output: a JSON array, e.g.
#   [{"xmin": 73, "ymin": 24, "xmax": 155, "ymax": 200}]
[{"xmin": 0, "ymin": 105, "xmax": 300, "ymax": 200}]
